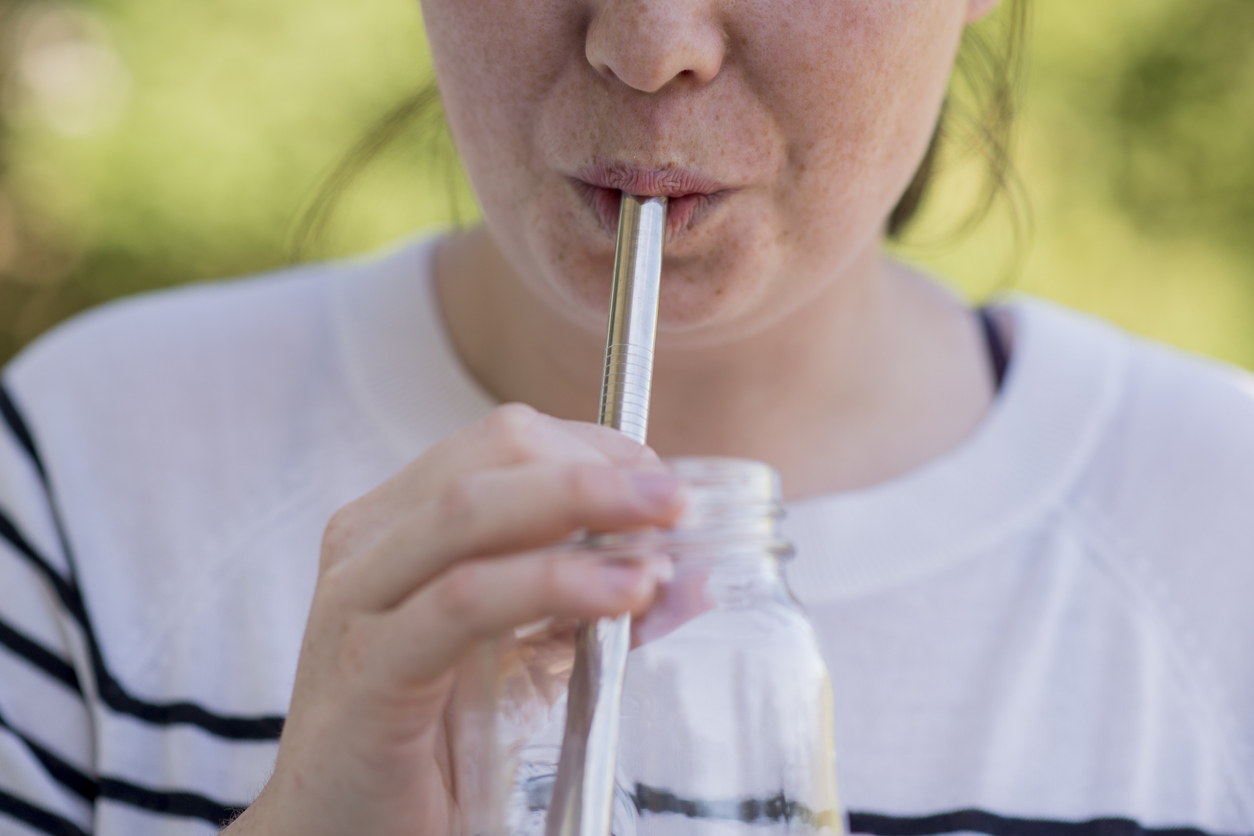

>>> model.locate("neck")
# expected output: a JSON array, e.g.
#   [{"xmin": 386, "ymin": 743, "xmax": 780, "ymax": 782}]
[{"xmin": 434, "ymin": 227, "xmax": 993, "ymax": 500}]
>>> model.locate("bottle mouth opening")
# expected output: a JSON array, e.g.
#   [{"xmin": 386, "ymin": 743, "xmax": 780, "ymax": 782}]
[
  {"xmin": 577, "ymin": 528, "xmax": 794, "ymax": 562},
  {"xmin": 665, "ymin": 457, "xmax": 781, "ymax": 503},
  {"xmin": 665, "ymin": 457, "xmax": 785, "ymax": 546}
]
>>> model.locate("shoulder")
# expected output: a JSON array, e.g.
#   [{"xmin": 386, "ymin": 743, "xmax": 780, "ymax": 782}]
[
  {"xmin": 1040, "ymin": 299, "xmax": 1254, "ymax": 542},
  {"xmin": 0, "ymin": 239, "xmax": 440, "ymax": 565},
  {"xmin": 2, "ymin": 259, "xmax": 340, "ymax": 497},
  {"xmin": 10, "ymin": 255, "xmax": 343, "ymax": 414},
  {"xmin": 3, "ymin": 239, "xmax": 436, "ymax": 445},
  {"xmin": 1008, "ymin": 297, "xmax": 1254, "ymax": 521},
  {"xmin": 0, "ymin": 240, "xmax": 446, "ymax": 690},
  {"xmin": 1024, "ymin": 300, "xmax": 1254, "ymax": 731}
]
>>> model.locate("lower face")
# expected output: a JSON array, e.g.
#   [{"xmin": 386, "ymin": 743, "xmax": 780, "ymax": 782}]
[{"xmin": 420, "ymin": 0, "xmax": 971, "ymax": 345}]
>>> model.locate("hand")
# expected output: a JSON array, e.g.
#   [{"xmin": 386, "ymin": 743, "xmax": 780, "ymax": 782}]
[{"xmin": 225, "ymin": 404, "xmax": 683, "ymax": 836}]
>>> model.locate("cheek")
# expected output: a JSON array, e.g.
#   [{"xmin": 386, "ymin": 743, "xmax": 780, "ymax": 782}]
[
  {"xmin": 420, "ymin": 0, "xmax": 577, "ymax": 210},
  {"xmin": 526, "ymin": 186, "xmax": 613, "ymax": 312},
  {"xmin": 758, "ymin": 1, "xmax": 966, "ymax": 220}
]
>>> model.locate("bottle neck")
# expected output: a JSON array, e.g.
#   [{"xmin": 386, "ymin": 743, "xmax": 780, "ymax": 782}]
[
  {"xmin": 665, "ymin": 456, "xmax": 791, "ymax": 562},
  {"xmin": 579, "ymin": 456, "xmax": 790, "ymax": 564},
  {"xmin": 618, "ymin": 458, "xmax": 795, "ymax": 645}
]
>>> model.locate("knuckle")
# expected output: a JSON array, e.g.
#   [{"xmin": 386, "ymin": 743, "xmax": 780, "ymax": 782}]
[
  {"xmin": 437, "ymin": 563, "xmax": 484, "ymax": 626},
  {"xmin": 537, "ymin": 556, "xmax": 568, "ymax": 604},
  {"xmin": 563, "ymin": 463, "xmax": 619, "ymax": 514},
  {"xmin": 333, "ymin": 614, "xmax": 377, "ymax": 680},
  {"xmin": 489, "ymin": 402, "xmax": 538, "ymax": 428},
  {"xmin": 314, "ymin": 551, "xmax": 361, "ymax": 614},
  {"xmin": 320, "ymin": 503, "xmax": 362, "ymax": 570},
  {"xmin": 315, "ymin": 560, "xmax": 347, "ymax": 601},
  {"xmin": 435, "ymin": 474, "xmax": 481, "ymax": 532},
  {"xmin": 484, "ymin": 403, "xmax": 544, "ymax": 462}
]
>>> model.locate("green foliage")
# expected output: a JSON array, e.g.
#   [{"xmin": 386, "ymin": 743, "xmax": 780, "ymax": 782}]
[
  {"xmin": 0, "ymin": 0, "xmax": 463, "ymax": 361},
  {"xmin": 1110, "ymin": 0, "xmax": 1254, "ymax": 251},
  {"xmin": 904, "ymin": 0, "xmax": 1254, "ymax": 368}
]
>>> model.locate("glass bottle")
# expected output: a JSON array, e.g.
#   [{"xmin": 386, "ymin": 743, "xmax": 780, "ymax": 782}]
[{"xmin": 451, "ymin": 457, "xmax": 842, "ymax": 836}]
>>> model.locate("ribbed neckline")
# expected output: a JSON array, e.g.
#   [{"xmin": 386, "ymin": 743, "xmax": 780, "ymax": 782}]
[{"xmin": 329, "ymin": 235, "xmax": 1129, "ymax": 601}]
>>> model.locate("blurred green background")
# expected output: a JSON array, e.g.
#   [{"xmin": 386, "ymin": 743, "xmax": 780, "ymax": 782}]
[{"xmin": 0, "ymin": 0, "xmax": 1252, "ymax": 368}]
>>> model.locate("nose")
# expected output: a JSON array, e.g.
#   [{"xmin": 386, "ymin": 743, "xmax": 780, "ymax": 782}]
[{"xmin": 585, "ymin": 0, "xmax": 725, "ymax": 94}]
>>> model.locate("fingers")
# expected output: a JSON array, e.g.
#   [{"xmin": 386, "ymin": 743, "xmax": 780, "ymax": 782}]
[
  {"xmin": 318, "ymin": 406, "xmax": 662, "ymax": 576},
  {"xmin": 407, "ymin": 404, "xmax": 661, "ymax": 499},
  {"xmin": 333, "ymin": 460, "xmax": 683, "ymax": 611},
  {"xmin": 321, "ymin": 405, "xmax": 661, "ymax": 571},
  {"xmin": 406, "ymin": 405, "xmax": 613, "ymax": 493},
  {"xmin": 275, "ymin": 405, "xmax": 676, "ymax": 836},
  {"xmin": 380, "ymin": 551, "xmax": 658, "ymax": 683},
  {"xmin": 548, "ymin": 416, "xmax": 666, "ymax": 467}
]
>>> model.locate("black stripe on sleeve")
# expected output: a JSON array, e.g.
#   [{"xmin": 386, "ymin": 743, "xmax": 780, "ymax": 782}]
[
  {"xmin": 848, "ymin": 809, "xmax": 1239, "ymax": 836},
  {"xmin": 0, "ymin": 383, "xmax": 286, "ymax": 741},
  {"xmin": 90, "ymin": 663, "xmax": 286, "ymax": 740},
  {"xmin": 1, "ymin": 701, "xmax": 254, "ymax": 831},
  {"xmin": 0, "ymin": 506, "xmax": 83, "ymax": 632},
  {"xmin": 0, "ymin": 708, "xmax": 97, "ymax": 803},
  {"xmin": 0, "ymin": 617, "xmax": 80, "ymax": 694},
  {"xmin": 1, "ymin": 500, "xmax": 285, "ymax": 739},
  {"xmin": 0, "ymin": 386, "xmax": 47, "ymax": 482},
  {"xmin": 0, "ymin": 508, "xmax": 77, "ymax": 610},
  {"xmin": 0, "ymin": 787, "xmax": 89, "ymax": 836},
  {"xmin": 98, "ymin": 777, "xmax": 245, "ymax": 828}
]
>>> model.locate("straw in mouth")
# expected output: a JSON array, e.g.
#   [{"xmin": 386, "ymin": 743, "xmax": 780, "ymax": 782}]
[
  {"xmin": 546, "ymin": 192, "xmax": 667, "ymax": 836},
  {"xmin": 572, "ymin": 180, "xmax": 722, "ymax": 240}
]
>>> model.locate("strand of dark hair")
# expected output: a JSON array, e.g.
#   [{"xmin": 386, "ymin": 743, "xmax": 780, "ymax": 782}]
[
  {"xmin": 287, "ymin": 83, "xmax": 445, "ymax": 261},
  {"xmin": 889, "ymin": 0, "xmax": 1033, "ymax": 252}
]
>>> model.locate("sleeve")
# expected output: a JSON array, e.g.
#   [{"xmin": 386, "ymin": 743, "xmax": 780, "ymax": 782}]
[{"xmin": 0, "ymin": 381, "xmax": 95, "ymax": 836}]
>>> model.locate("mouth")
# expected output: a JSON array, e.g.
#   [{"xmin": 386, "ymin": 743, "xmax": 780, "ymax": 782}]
[{"xmin": 569, "ymin": 163, "xmax": 733, "ymax": 240}]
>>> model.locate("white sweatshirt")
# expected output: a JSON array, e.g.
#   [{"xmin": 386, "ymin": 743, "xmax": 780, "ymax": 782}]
[{"xmin": 0, "ymin": 237, "xmax": 1251, "ymax": 836}]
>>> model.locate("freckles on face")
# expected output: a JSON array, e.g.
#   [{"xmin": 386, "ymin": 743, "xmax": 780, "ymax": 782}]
[
  {"xmin": 420, "ymin": 0, "xmax": 969, "ymax": 336},
  {"xmin": 754, "ymin": 3, "xmax": 969, "ymax": 274},
  {"xmin": 527, "ymin": 65, "xmax": 787, "ymax": 324}
]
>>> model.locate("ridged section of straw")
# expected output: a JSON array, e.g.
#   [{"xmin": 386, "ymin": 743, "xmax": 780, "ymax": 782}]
[{"xmin": 597, "ymin": 342, "xmax": 655, "ymax": 444}]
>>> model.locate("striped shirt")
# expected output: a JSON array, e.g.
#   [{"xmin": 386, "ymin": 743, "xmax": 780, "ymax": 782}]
[{"xmin": 1, "ymin": 237, "xmax": 1253, "ymax": 835}]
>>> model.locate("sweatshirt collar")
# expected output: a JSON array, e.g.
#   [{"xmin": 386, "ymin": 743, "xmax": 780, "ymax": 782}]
[{"xmin": 331, "ymin": 239, "xmax": 1127, "ymax": 600}]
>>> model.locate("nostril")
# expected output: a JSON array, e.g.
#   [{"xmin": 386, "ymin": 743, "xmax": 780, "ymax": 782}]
[
  {"xmin": 585, "ymin": 4, "xmax": 726, "ymax": 95},
  {"xmin": 586, "ymin": 47, "xmax": 620, "ymax": 86}
]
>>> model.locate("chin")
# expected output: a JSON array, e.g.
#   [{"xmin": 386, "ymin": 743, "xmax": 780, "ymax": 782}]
[{"xmin": 569, "ymin": 263, "xmax": 778, "ymax": 349}]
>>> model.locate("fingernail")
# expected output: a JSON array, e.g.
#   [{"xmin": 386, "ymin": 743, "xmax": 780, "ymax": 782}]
[
  {"xmin": 646, "ymin": 555, "xmax": 676, "ymax": 584},
  {"xmin": 630, "ymin": 472, "xmax": 681, "ymax": 508},
  {"xmin": 634, "ymin": 445, "xmax": 664, "ymax": 465},
  {"xmin": 600, "ymin": 561, "xmax": 649, "ymax": 595}
]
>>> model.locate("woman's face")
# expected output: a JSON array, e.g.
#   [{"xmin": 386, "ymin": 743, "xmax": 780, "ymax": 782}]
[{"xmin": 421, "ymin": 0, "xmax": 995, "ymax": 343}]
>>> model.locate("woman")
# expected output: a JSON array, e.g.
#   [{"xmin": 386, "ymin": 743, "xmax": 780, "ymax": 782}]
[{"xmin": 2, "ymin": 0, "xmax": 1252, "ymax": 834}]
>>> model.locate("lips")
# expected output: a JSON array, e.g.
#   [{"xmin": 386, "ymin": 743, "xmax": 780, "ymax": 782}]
[{"xmin": 570, "ymin": 163, "xmax": 732, "ymax": 239}]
